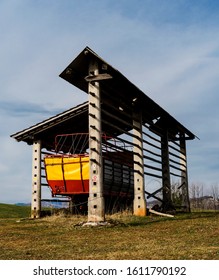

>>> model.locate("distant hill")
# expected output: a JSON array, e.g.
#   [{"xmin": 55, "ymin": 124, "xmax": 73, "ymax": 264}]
[
  {"xmin": 0, "ymin": 201, "xmax": 69, "ymax": 219},
  {"xmin": 15, "ymin": 203, "xmax": 30, "ymax": 206},
  {"xmin": 15, "ymin": 201, "xmax": 69, "ymax": 208},
  {"xmin": 0, "ymin": 203, "xmax": 30, "ymax": 218}
]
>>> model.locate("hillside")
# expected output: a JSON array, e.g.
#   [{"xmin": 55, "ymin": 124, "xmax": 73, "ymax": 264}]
[
  {"xmin": 0, "ymin": 204, "xmax": 218, "ymax": 260},
  {"xmin": 0, "ymin": 203, "xmax": 30, "ymax": 218}
]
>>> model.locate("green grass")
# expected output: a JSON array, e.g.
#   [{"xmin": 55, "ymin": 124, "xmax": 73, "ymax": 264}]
[{"xmin": 0, "ymin": 204, "xmax": 218, "ymax": 260}]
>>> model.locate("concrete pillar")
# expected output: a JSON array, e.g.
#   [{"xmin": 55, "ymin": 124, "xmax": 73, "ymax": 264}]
[
  {"xmin": 87, "ymin": 60, "xmax": 105, "ymax": 222},
  {"xmin": 133, "ymin": 111, "xmax": 147, "ymax": 216},
  {"xmin": 161, "ymin": 131, "xmax": 172, "ymax": 211},
  {"xmin": 180, "ymin": 135, "xmax": 190, "ymax": 212},
  {"xmin": 31, "ymin": 140, "xmax": 41, "ymax": 218}
]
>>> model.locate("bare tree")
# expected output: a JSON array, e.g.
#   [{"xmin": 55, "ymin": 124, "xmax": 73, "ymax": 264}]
[
  {"xmin": 189, "ymin": 183, "xmax": 204, "ymax": 209},
  {"xmin": 211, "ymin": 183, "xmax": 219, "ymax": 210},
  {"xmin": 171, "ymin": 181, "xmax": 183, "ymax": 208}
]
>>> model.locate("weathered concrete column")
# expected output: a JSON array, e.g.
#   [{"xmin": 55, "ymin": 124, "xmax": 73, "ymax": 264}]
[
  {"xmin": 87, "ymin": 60, "xmax": 105, "ymax": 222},
  {"xmin": 161, "ymin": 131, "xmax": 172, "ymax": 211},
  {"xmin": 133, "ymin": 111, "xmax": 147, "ymax": 216},
  {"xmin": 180, "ymin": 135, "xmax": 190, "ymax": 212},
  {"xmin": 31, "ymin": 140, "xmax": 41, "ymax": 218}
]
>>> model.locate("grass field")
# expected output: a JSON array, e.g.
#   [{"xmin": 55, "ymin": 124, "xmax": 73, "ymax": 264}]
[{"xmin": 0, "ymin": 203, "xmax": 218, "ymax": 260}]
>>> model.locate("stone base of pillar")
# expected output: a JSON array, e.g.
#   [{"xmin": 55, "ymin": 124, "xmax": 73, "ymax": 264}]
[
  {"xmin": 88, "ymin": 196, "xmax": 105, "ymax": 222},
  {"xmin": 133, "ymin": 197, "xmax": 147, "ymax": 216},
  {"xmin": 31, "ymin": 209, "xmax": 41, "ymax": 219}
]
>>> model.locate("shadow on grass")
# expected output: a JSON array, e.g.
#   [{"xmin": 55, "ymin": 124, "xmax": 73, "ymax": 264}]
[
  {"xmin": 177, "ymin": 211, "xmax": 219, "ymax": 220},
  {"xmin": 123, "ymin": 211, "xmax": 219, "ymax": 227}
]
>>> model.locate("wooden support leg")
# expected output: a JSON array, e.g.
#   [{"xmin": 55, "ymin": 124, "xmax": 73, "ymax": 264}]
[
  {"xmin": 180, "ymin": 135, "xmax": 191, "ymax": 212},
  {"xmin": 31, "ymin": 140, "xmax": 41, "ymax": 218},
  {"xmin": 87, "ymin": 60, "xmax": 105, "ymax": 222},
  {"xmin": 161, "ymin": 131, "xmax": 172, "ymax": 211},
  {"xmin": 133, "ymin": 111, "xmax": 147, "ymax": 216}
]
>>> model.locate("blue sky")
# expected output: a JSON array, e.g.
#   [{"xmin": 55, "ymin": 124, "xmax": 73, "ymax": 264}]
[{"xmin": 1, "ymin": 0, "xmax": 219, "ymax": 203}]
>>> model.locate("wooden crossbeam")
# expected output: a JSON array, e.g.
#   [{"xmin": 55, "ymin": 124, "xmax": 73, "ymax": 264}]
[{"xmin": 85, "ymin": 73, "xmax": 112, "ymax": 82}]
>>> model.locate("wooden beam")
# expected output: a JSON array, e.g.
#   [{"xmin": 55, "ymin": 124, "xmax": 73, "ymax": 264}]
[
  {"xmin": 31, "ymin": 140, "xmax": 41, "ymax": 218},
  {"xmin": 133, "ymin": 110, "xmax": 147, "ymax": 216},
  {"xmin": 180, "ymin": 135, "xmax": 191, "ymax": 212},
  {"xmin": 87, "ymin": 60, "xmax": 105, "ymax": 222},
  {"xmin": 161, "ymin": 131, "xmax": 172, "ymax": 211},
  {"xmin": 85, "ymin": 73, "xmax": 112, "ymax": 82}
]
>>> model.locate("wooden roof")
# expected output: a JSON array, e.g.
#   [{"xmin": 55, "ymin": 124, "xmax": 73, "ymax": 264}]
[{"xmin": 11, "ymin": 46, "xmax": 196, "ymax": 150}]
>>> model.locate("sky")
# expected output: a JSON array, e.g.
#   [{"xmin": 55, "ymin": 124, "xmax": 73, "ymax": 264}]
[{"xmin": 1, "ymin": 0, "xmax": 219, "ymax": 203}]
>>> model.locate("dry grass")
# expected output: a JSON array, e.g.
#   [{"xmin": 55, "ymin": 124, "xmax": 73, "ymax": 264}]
[{"xmin": 0, "ymin": 207, "xmax": 218, "ymax": 260}]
